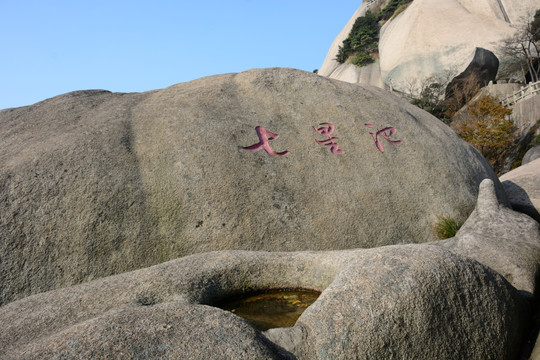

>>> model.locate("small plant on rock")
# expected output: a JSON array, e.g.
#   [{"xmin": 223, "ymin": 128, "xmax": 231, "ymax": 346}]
[
  {"xmin": 379, "ymin": 0, "xmax": 414, "ymax": 21},
  {"xmin": 409, "ymin": 82, "xmax": 449, "ymax": 122},
  {"xmin": 434, "ymin": 216, "xmax": 462, "ymax": 239},
  {"xmin": 336, "ymin": 1, "xmax": 414, "ymax": 67},
  {"xmin": 352, "ymin": 52, "xmax": 375, "ymax": 66},
  {"xmin": 388, "ymin": 2, "xmax": 413, "ymax": 22}
]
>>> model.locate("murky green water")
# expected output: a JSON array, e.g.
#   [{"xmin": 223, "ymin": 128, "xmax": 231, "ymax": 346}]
[{"xmin": 216, "ymin": 289, "xmax": 321, "ymax": 331}]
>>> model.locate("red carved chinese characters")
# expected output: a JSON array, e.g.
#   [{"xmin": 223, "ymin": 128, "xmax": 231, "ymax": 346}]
[
  {"xmin": 243, "ymin": 126, "xmax": 290, "ymax": 156},
  {"xmin": 365, "ymin": 124, "xmax": 403, "ymax": 153},
  {"xmin": 313, "ymin": 122, "xmax": 345, "ymax": 155}
]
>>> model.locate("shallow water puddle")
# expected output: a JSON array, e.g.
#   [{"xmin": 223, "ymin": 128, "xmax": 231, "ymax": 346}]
[{"xmin": 216, "ymin": 289, "xmax": 321, "ymax": 331}]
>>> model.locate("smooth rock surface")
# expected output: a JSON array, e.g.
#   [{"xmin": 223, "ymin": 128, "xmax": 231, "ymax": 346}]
[
  {"xmin": 500, "ymin": 158, "xmax": 540, "ymax": 223},
  {"xmin": 378, "ymin": 0, "xmax": 518, "ymax": 94},
  {"xmin": 318, "ymin": 1, "xmax": 371, "ymax": 81},
  {"xmin": 0, "ymin": 245, "xmax": 529, "ymax": 360},
  {"xmin": 0, "ymin": 68, "xmax": 505, "ymax": 305},
  {"xmin": 269, "ymin": 246, "xmax": 528, "ymax": 360},
  {"xmin": 523, "ymin": 145, "xmax": 540, "ymax": 165},
  {"xmin": 435, "ymin": 179, "xmax": 540, "ymax": 297},
  {"xmin": 320, "ymin": 0, "xmax": 538, "ymax": 94}
]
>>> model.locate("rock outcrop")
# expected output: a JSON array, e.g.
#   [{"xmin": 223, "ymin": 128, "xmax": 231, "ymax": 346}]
[
  {"xmin": 318, "ymin": 3, "xmax": 375, "ymax": 85},
  {"xmin": 320, "ymin": 0, "xmax": 538, "ymax": 94},
  {"xmin": 523, "ymin": 145, "xmax": 540, "ymax": 164},
  {"xmin": 268, "ymin": 246, "xmax": 528, "ymax": 360},
  {"xmin": 436, "ymin": 179, "xmax": 540, "ymax": 297},
  {"xmin": 0, "ymin": 246, "xmax": 530, "ymax": 359},
  {"xmin": 500, "ymin": 158, "xmax": 540, "ymax": 223},
  {"xmin": 0, "ymin": 68, "xmax": 506, "ymax": 306}
]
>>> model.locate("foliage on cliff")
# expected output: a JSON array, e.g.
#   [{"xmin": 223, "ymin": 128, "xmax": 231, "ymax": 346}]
[
  {"xmin": 336, "ymin": 11, "xmax": 379, "ymax": 65},
  {"xmin": 336, "ymin": 0, "xmax": 413, "ymax": 66},
  {"xmin": 379, "ymin": 0, "xmax": 414, "ymax": 21}
]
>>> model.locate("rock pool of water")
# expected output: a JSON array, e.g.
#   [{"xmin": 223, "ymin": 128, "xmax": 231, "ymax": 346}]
[{"xmin": 216, "ymin": 289, "xmax": 321, "ymax": 331}]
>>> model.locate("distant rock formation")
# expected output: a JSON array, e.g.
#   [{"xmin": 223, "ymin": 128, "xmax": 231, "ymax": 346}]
[
  {"xmin": 0, "ymin": 68, "xmax": 505, "ymax": 305},
  {"xmin": 319, "ymin": 0, "xmax": 538, "ymax": 95}
]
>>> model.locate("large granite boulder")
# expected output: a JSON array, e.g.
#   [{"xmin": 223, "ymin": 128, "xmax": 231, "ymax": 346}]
[
  {"xmin": 0, "ymin": 245, "xmax": 529, "ymax": 359},
  {"xmin": 0, "ymin": 67, "xmax": 504, "ymax": 305},
  {"xmin": 319, "ymin": 0, "xmax": 538, "ymax": 94},
  {"xmin": 436, "ymin": 179, "xmax": 540, "ymax": 297}
]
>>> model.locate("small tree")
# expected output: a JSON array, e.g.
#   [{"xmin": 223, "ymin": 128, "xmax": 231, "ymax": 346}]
[
  {"xmin": 379, "ymin": 0, "xmax": 413, "ymax": 21},
  {"xmin": 409, "ymin": 83, "xmax": 449, "ymax": 121},
  {"xmin": 499, "ymin": 9, "xmax": 540, "ymax": 83},
  {"xmin": 336, "ymin": 10, "xmax": 379, "ymax": 65},
  {"xmin": 404, "ymin": 68, "xmax": 458, "ymax": 123},
  {"xmin": 452, "ymin": 95, "xmax": 516, "ymax": 174},
  {"xmin": 336, "ymin": 2, "xmax": 415, "ymax": 67}
]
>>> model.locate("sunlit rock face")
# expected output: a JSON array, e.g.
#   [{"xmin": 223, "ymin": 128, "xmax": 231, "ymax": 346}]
[
  {"xmin": 320, "ymin": 0, "xmax": 538, "ymax": 94},
  {"xmin": 0, "ymin": 67, "xmax": 503, "ymax": 305},
  {"xmin": 500, "ymin": 158, "xmax": 540, "ymax": 223}
]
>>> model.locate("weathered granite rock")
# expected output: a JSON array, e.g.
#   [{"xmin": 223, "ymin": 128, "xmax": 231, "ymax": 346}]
[
  {"xmin": 523, "ymin": 146, "xmax": 540, "ymax": 165},
  {"xmin": 318, "ymin": 1, "xmax": 376, "ymax": 82},
  {"xmin": 320, "ymin": 0, "xmax": 538, "ymax": 94},
  {"xmin": 0, "ymin": 245, "xmax": 529, "ymax": 359},
  {"xmin": 268, "ymin": 246, "xmax": 529, "ymax": 359},
  {"xmin": 0, "ymin": 68, "xmax": 505, "ymax": 305},
  {"xmin": 378, "ymin": 0, "xmax": 520, "ymax": 94},
  {"xmin": 500, "ymin": 158, "xmax": 540, "ymax": 223},
  {"xmin": 435, "ymin": 179, "xmax": 540, "ymax": 297},
  {"xmin": 320, "ymin": 62, "xmax": 385, "ymax": 89}
]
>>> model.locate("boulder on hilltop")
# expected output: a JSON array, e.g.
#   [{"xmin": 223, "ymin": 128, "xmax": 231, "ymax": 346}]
[{"xmin": 0, "ymin": 67, "xmax": 505, "ymax": 305}]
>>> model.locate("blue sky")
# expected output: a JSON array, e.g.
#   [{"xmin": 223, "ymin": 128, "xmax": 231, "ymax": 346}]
[{"xmin": 0, "ymin": 1, "xmax": 361, "ymax": 110}]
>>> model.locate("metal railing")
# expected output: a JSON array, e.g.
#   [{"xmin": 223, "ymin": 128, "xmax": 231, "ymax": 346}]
[
  {"xmin": 365, "ymin": 0, "xmax": 378, "ymax": 7},
  {"xmin": 501, "ymin": 80, "xmax": 540, "ymax": 107}
]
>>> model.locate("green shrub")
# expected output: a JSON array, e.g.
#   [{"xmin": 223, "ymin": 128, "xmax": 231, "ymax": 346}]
[
  {"xmin": 336, "ymin": 10, "xmax": 379, "ymax": 65},
  {"xmin": 336, "ymin": 1, "xmax": 414, "ymax": 67},
  {"xmin": 409, "ymin": 82, "xmax": 450, "ymax": 122},
  {"xmin": 389, "ymin": 2, "xmax": 412, "ymax": 21},
  {"xmin": 352, "ymin": 52, "xmax": 374, "ymax": 66},
  {"xmin": 434, "ymin": 216, "xmax": 461, "ymax": 239},
  {"xmin": 379, "ymin": 0, "xmax": 413, "ymax": 21}
]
